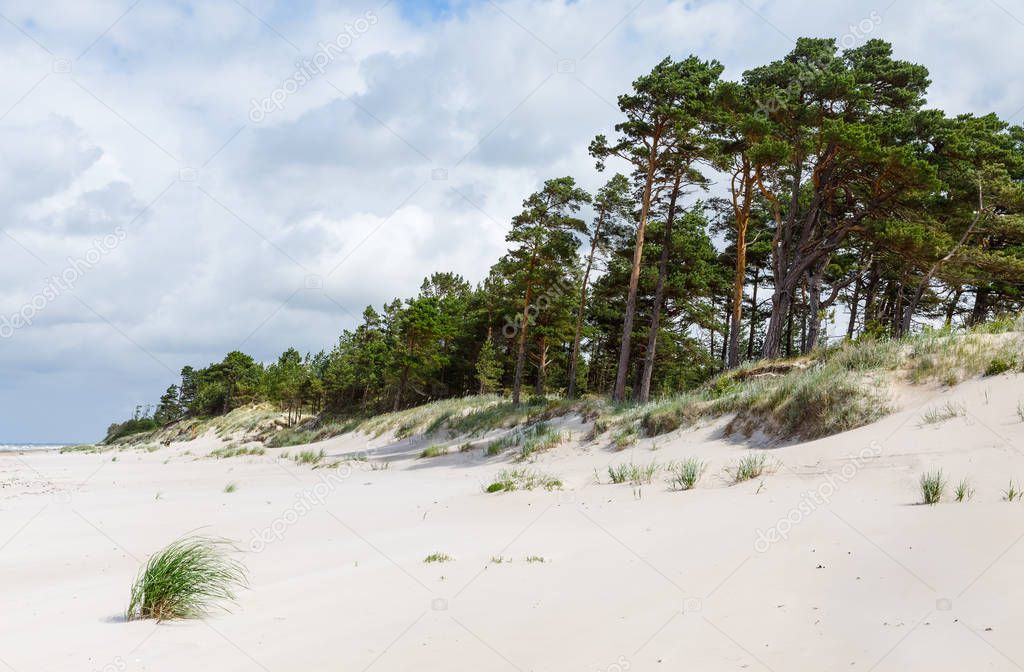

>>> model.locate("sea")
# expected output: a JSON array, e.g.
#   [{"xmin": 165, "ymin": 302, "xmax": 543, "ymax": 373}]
[{"xmin": 0, "ymin": 443, "xmax": 69, "ymax": 452}]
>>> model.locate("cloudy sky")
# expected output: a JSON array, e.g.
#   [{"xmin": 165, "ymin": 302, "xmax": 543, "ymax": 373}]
[{"xmin": 1, "ymin": 0, "xmax": 1022, "ymax": 443}]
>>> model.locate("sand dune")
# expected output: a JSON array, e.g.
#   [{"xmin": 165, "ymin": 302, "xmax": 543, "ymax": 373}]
[{"xmin": 3, "ymin": 374, "xmax": 1024, "ymax": 671}]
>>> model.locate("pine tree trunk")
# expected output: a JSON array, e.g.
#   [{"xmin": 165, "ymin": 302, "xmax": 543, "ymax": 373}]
[
  {"xmin": 511, "ymin": 277, "xmax": 534, "ymax": 405},
  {"xmin": 636, "ymin": 175, "xmax": 682, "ymax": 403},
  {"xmin": 613, "ymin": 145, "xmax": 660, "ymax": 402},
  {"xmin": 747, "ymin": 265, "xmax": 760, "ymax": 359},
  {"xmin": 804, "ymin": 260, "xmax": 825, "ymax": 353},
  {"xmin": 727, "ymin": 160, "xmax": 753, "ymax": 369}
]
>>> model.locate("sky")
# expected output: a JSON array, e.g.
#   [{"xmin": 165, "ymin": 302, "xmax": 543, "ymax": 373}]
[{"xmin": 1, "ymin": 0, "xmax": 1023, "ymax": 443}]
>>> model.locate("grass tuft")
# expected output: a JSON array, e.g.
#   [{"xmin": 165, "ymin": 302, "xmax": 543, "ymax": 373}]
[
  {"xmin": 919, "ymin": 470, "xmax": 945, "ymax": 505},
  {"xmin": 126, "ymin": 536, "xmax": 247, "ymax": 621},
  {"xmin": 209, "ymin": 444, "xmax": 265, "ymax": 459},
  {"xmin": 485, "ymin": 468, "xmax": 562, "ymax": 492},
  {"xmin": 727, "ymin": 453, "xmax": 768, "ymax": 484},
  {"xmin": 423, "ymin": 553, "xmax": 452, "ymax": 563},
  {"xmin": 920, "ymin": 401, "xmax": 966, "ymax": 425},
  {"xmin": 1003, "ymin": 481, "xmax": 1022, "ymax": 502},
  {"xmin": 954, "ymin": 478, "xmax": 974, "ymax": 503},
  {"xmin": 292, "ymin": 449, "xmax": 325, "ymax": 465},
  {"xmin": 667, "ymin": 458, "xmax": 706, "ymax": 491},
  {"xmin": 420, "ymin": 444, "xmax": 449, "ymax": 459},
  {"xmin": 607, "ymin": 461, "xmax": 661, "ymax": 485}
]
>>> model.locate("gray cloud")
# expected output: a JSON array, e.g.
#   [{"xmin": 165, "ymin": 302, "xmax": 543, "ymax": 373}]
[{"xmin": 1, "ymin": 0, "xmax": 1022, "ymax": 442}]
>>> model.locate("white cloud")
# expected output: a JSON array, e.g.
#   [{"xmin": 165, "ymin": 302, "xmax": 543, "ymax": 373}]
[{"xmin": 1, "ymin": 0, "xmax": 1022, "ymax": 441}]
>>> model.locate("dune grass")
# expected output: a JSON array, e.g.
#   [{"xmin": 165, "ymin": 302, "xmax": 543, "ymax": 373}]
[
  {"xmin": 727, "ymin": 453, "xmax": 768, "ymax": 484},
  {"xmin": 292, "ymin": 449, "xmax": 325, "ymax": 466},
  {"xmin": 920, "ymin": 401, "xmax": 966, "ymax": 426},
  {"xmin": 954, "ymin": 478, "xmax": 974, "ymax": 503},
  {"xmin": 667, "ymin": 458, "xmax": 707, "ymax": 491},
  {"xmin": 920, "ymin": 470, "xmax": 946, "ymax": 505},
  {"xmin": 223, "ymin": 482, "xmax": 237, "ymax": 493},
  {"xmin": 420, "ymin": 444, "xmax": 449, "ymax": 458},
  {"xmin": 607, "ymin": 461, "xmax": 661, "ymax": 485},
  {"xmin": 208, "ymin": 444, "xmax": 265, "ymax": 459},
  {"xmin": 126, "ymin": 536, "xmax": 247, "ymax": 622},
  {"xmin": 483, "ymin": 422, "xmax": 568, "ymax": 461},
  {"xmin": 485, "ymin": 468, "xmax": 562, "ymax": 492},
  {"xmin": 423, "ymin": 553, "xmax": 453, "ymax": 563},
  {"xmin": 1003, "ymin": 481, "xmax": 1022, "ymax": 502}
]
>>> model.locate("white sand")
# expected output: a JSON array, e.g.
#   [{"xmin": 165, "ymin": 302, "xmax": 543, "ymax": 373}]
[{"xmin": 3, "ymin": 374, "xmax": 1024, "ymax": 671}]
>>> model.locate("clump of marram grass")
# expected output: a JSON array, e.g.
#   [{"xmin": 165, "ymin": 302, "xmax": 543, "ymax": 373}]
[
  {"xmin": 420, "ymin": 444, "xmax": 449, "ymax": 459},
  {"xmin": 919, "ymin": 470, "xmax": 945, "ymax": 505},
  {"xmin": 423, "ymin": 553, "xmax": 453, "ymax": 563},
  {"xmin": 954, "ymin": 478, "xmax": 974, "ymax": 502},
  {"xmin": 208, "ymin": 444, "xmax": 265, "ymax": 459},
  {"xmin": 920, "ymin": 401, "xmax": 966, "ymax": 426},
  {"xmin": 223, "ymin": 482, "xmax": 237, "ymax": 494},
  {"xmin": 485, "ymin": 468, "xmax": 562, "ymax": 492},
  {"xmin": 727, "ymin": 453, "xmax": 768, "ymax": 484},
  {"xmin": 1003, "ymin": 481, "xmax": 1022, "ymax": 502},
  {"xmin": 126, "ymin": 536, "xmax": 247, "ymax": 622},
  {"xmin": 525, "ymin": 555, "xmax": 546, "ymax": 563},
  {"xmin": 607, "ymin": 461, "xmax": 661, "ymax": 485},
  {"xmin": 667, "ymin": 458, "xmax": 706, "ymax": 491},
  {"xmin": 292, "ymin": 449, "xmax": 325, "ymax": 465},
  {"xmin": 612, "ymin": 424, "xmax": 640, "ymax": 450},
  {"xmin": 516, "ymin": 423, "xmax": 567, "ymax": 461}
]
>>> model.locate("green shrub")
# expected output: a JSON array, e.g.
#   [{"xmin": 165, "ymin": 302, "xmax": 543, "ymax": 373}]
[
  {"xmin": 126, "ymin": 536, "xmax": 247, "ymax": 621},
  {"xmin": 984, "ymin": 356, "xmax": 1017, "ymax": 377}
]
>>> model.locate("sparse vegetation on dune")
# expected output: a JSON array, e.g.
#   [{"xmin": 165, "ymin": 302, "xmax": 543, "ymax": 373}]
[
  {"xmin": 84, "ymin": 317, "xmax": 1024, "ymax": 461},
  {"xmin": 420, "ymin": 444, "xmax": 449, "ymax": 459},
  {"xmin": 485, "ymin": 468, "xmax": 563, "ymax": 492},
  {"xmin": 291, "ymin": 449, "xmax": 325, "ymax": 466},
  {"xmin": 126, "ymin": 536, "xmax": 247, "ymax": 622},
  {"xmin": 208, "ymin": 444, "xmax": 265, "ymax": 459},
  {"xmin": 727, "ymin": 453, "xmax": 769, "ymax": 484},
  {"xmin": 607, "ymin": 461, "xmax": 662, "ymax": 485},
  {"xmin": 920, "ymin": 401, "xmax": 967, "ymax": 426},
  {"xmin": 423, "ymin": 553, "xmax": 453, "ymax": 563}
]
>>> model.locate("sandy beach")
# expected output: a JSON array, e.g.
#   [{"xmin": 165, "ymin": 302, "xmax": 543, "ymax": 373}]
[{"xmin": 3, "ymin": 374, "xmax": 1024, "ymax": 671}]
